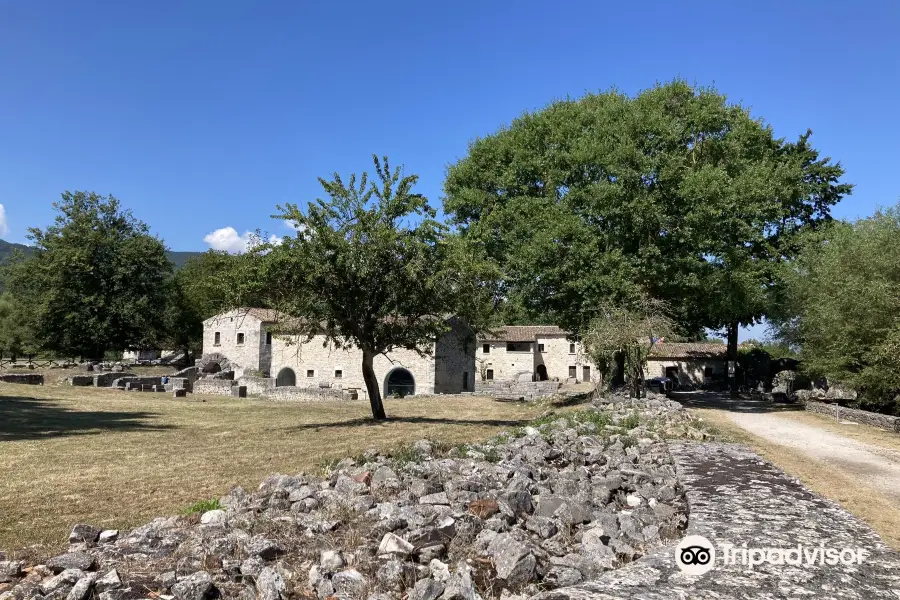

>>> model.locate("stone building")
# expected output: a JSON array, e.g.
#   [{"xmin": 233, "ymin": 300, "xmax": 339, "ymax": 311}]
[
  {"xmin": 201, "ymin": 308, "xmax": 475, "ymax": 397},
  {"xmin": 645, "ymin": 342, "xmax": 728, "ymax": 386},
  {"xmin": 476, "ymin": 326, "xmax": 596, "ymax": 383}
]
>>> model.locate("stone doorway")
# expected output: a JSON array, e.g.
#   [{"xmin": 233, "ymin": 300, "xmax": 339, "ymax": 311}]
[
  {"xmin": 385, "ymin": 368, "xmax": 415, "ymax": 398},
  {"xmin": 276, "ymin": 367, "xmax": 296, "ymax": 387},
  {"xmin": 536, "ymin": 364, "xmax": 548, "ymax": 381}
]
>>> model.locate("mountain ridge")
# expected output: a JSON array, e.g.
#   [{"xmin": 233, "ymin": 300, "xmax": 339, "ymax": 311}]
[{"xmin": 0, "ymin": 238, "xmax": 205, "ymax": 268}]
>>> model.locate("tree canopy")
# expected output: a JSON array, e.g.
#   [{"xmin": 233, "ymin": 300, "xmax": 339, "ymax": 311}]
[
  {"xmin": 772, "ymin": 206, "xmax": 900, "ymax": 409},
  {"xmin": 1, "ymin": 191, "xmax": 173, "ymax": 359},
  {"xmin": 444, "ymin": 80, "xmax": 851, "ymax": 392},
  {"xmin": 232, "ymin": 156, "xmax": 498, "ymax": 419}
]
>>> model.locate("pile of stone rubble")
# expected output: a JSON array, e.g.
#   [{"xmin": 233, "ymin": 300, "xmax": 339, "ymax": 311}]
[{"xmin": 0, "ymin": 394, "xmax": 713, "ymax": 600}]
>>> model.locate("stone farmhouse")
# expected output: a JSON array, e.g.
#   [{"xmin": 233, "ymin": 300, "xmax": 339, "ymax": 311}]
[
  {"xmin": 201, "ymin": 308, "xmax": 475, "ymax": 398},
  {"xmin": 645, "ymin": 342, "xmax": 729, "ymax": 387},
  {"xmin": 475, "ymin": 326, "xmax": 596, "ymax": 383}
]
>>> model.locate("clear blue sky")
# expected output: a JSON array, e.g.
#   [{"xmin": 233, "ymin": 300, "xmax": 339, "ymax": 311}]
[{"xmin": 1, "ymin": 1, "xmax": 897, "ymax": 337}]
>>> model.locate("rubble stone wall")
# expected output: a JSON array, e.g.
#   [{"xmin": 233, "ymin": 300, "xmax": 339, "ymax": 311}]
[
  {"xmin": 804, "ymin": 400, "xmax": 900, "ymax": 433},
  {"xmin": 474, "ymin": 379, "xmax": 561, "ymax": 400},
  {"xmin": 0, "ymin": 373, "xmax": 44, "ymax": 385},
  {"xmin": 193, "ymin": 379, "xmax": 237, "ymax": 396}
]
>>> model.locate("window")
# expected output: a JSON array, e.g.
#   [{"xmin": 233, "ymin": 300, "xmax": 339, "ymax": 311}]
[
  {"xmin": 236, "ymin": 333, "xmax": 245, "ymax": 345},
  {"xmin": 482, "ymin": 343, "xmax": 490, "ymax": 354},
  {"xmin": 538, "ymin": 343, "xmax": 545, "ymax": 353},
  {"xmin": 306, "ymin": 369, "xmax": 315, "ymax": 378},
  {"xmin": 583, "ymin": 365, "xmax": 591, "ymax": 381},
  {"xmin": 486, "ymin": 369, "xmax": 494, "ymax": 380},
  {"xmin": 463, "ymin": 372, "xmax": 469, "ymax": 390},
  {"xmin": 335, "ymin": 369, "xmax": 343, "ymax": 378},
  {"xmin": 266, "ymin": 332, "xmax": 272, "ymax": 345},
  {"xmin": 214, "ymin": 332, "xmax": 220, "ymax": 346},
  {"xmin": 569, "ymin": 343, "xmax": 576, "ymax": 354},
  {"xmin": 505, "ymin": 342, "xmax": 531, "ymax": 352},
  {"xmin": 568, "ymin": 365, "xmax": 576, "ymax": 378},
  {"xmin": 704, "ymin": 366, "xmax": 713, "ymax": 378}
]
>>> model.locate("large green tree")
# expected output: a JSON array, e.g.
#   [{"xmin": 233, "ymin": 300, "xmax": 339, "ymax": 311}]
[
  {"xmin": 444, "ymin": 80, "xmax": 850, "ymax": 393},
  {"xmin": 772, "ymin": 207, "xmax": 900, "ymax": 409},
  {"xmin": 233, "ymin": 156, "xmax": 497, "ymax": 420},
  {"xmin": 2, "ymin": 191, "xmax": 173, "ymax": 359}
]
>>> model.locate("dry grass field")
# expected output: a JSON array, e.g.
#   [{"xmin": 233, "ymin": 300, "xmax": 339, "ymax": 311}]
[{"xmin": 0, "ymin": 382, "xmax": 552, "ymax": 556}]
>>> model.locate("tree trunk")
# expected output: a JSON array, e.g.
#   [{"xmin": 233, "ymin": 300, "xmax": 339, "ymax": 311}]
[
  {"xmin": 727, "ymin": 320, "xmax": 739, "ymax": 397},
  {"xmin": 361, "ymin": 349, "xmax": 387, "ymax": 420}
]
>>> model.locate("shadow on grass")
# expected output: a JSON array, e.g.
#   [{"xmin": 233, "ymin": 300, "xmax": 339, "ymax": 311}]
[
  {"xmin": 0, "ymin": 394, "xmax": 173, "ymax": 441},
  {"xmin": 283, "ymin": 414, "xmax": 535, "ymax": 432}
]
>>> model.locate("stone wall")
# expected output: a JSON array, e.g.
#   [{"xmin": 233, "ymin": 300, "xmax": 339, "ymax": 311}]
[
  {"xmin": 0, "ymin": 373, "xmax": 44, "ymax": 385},
  {"xmin": 474, "ymin": 379, "xmax": 561, "ymax": 400},
  {"xmin": 164, "ymin": 378, "xmax": 193, "ymax": 392},
  {"xmin": 260, "ymin": 385, "xmax": 347, "ymax": 402},
  {"xmin": 237, "ymin": 375, "xmax": 276, "ymax": 395},
  {"xmin": 269, "ymin": 335, "xmax": 441, "ymax": 396},
  {"xmin": 68, "ymin": 375, "xmax": 95, "ymax": 386},
  {"xmin": 433, "ymin": 318, "xmax": 477, "ymax": 393},
  {"xmin": 645, "ymin": 358, "xmax": 725, "ymax": 386},
  {"xmin": 110, "ymin": 376, "xmax": 165, "ymax": 389},
  {"xmin": 94, "ymin": 372, "xmax": 136, "ymax": 387},
  {"xmin": 202, "ymin": 310, "xmax": 267, "ymax": 377},
  {"xmin": 804, "ymin": 400, "xmax": 900, "ymax": 433},
  {"xmin": 477, "ymin": 334, "xmax": 596, "ymax": 383},
  {"xmin": 193, "ymin": 379, "xmax": 237, "ymax": 396}
]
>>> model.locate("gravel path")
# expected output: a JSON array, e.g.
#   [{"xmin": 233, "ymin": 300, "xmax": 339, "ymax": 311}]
[{"xmin": 677, "ymin": 392, "xmax": 900, "ymax": 504}]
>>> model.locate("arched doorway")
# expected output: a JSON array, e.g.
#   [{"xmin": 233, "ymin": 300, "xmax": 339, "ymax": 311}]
[
  {"xmin": 385, "ymin": 368, "xmax": 415, "ymax": 398},
  {"xmin": 276, "ymin": 367, "xmax": 296, "ymax": 387},
  {"xmin": 536, "ymin": 364, "xmax": 548, "ymax": 381}
]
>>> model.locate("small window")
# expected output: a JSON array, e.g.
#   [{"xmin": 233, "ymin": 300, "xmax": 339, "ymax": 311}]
[
  {"xmin": 569, "ymin": 343, "xmax": 576, "ymax": 354},
  {"xmin": 568, "ymin": 365, "xmax": 576, "ymax": 378},
  {"xmin": 704, "ymin": 366, "xmax": 713, "ymax": 378},
  {"xmin": 486, "ymin": 369, "xmax": 494, "ymax": 380},
  {"xmin": 538, "ymin": 343, "xmax": 545, "ymax": 353},
  {"xmin": 482, "ymin": 343, "xmax": 490, "ymax": 354},
  {"xmin": 306, "ymin": 369, "xmax": 315, "ymax": 378},
  {"xmin": 214, "ymin": 332, "xmax": 221, "ymax": 346},
  {"xmin": 506, "ymin": 342, "xmax": 531, "ymax": 352},
  {"xmin": 334, "ymin": 369, "xmax": 343, "ymax": 378},
  {"xmin": 236, "ymin": 333, "xmax": 245, "ymax": 345},
  {"xmin": 266, "ymin": 332, "xmax": 272, "ymax": 345}
]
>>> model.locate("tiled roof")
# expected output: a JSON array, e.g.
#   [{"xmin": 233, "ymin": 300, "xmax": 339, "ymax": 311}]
[
  {"xmin": 477, "ymin": 325, "xmax": 567, "ymax": 342},
  {"xmin": 649, "ymin": 342, "xmax": 729, "ymax": 359}
]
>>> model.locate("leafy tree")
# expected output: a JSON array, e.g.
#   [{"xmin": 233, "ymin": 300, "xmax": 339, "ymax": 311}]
[
  {"xmin": 444, "ymin": 80, "xmax": 851, "ymax": 395},
  {"xmin": 773, "ymin": 207, "xmax": 900, "ymax": 408},
  {"xmin": 235, "ymin": 156, "xmax": 498, "ymax": 420},
  {"xmin": 2, "ymin": 192, "xmax": 173, "ymax": 359},
  {"xmin": 0, "ymin": 292, "xmax": 36, "ymax": 359},
  {"xmin": 582, "ymin": 296, "xmax": 675, "ymax": 397}
]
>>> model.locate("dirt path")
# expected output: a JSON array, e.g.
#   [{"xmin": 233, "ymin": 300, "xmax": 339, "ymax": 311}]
[{"xmin": 677, "ymin": 392, "xmax": 900, "ymax": 503}]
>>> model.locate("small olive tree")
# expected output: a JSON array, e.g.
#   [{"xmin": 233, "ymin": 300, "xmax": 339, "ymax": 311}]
[{"xmin": 583, "ymin": 296, "xmax": 675, "ymax": 398}]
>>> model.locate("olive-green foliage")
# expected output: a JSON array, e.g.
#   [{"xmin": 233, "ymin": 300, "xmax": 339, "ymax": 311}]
[
  {"xmin": 183, "ymin": 498, "xmax": 222, "ymax": 514},
  {"xmin": 444, "ymin": 80, "xmax": 851, "ymax": 343},
  {"xmin": 231, "ymin": 155, "xmax": 500, "ymax": 420},
  {"xmin": 582, "ymin": 296, "xmax": 675, "ymax": 397},
  {"xmin": 0, "ymin": 292, "xmax": 36, "ymax": 357},
  {"xmin": 1, "ymin": 192, "xmax": 173, "ymax": 358},
  {"xmin": 775, "ymin": 207, "xmax": 900, "ymax": 408}
]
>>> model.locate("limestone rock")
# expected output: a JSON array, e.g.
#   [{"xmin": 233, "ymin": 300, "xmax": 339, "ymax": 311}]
[
  {"xmin": 171, "ymin": 571, "xmax": 212, "ymax": 600},
  {"xmin": 46, "ymin": 553, "xmax": 94, "ymax": 574}
]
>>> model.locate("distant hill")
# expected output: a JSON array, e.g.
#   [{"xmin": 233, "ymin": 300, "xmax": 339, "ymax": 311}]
[{"xmin": 0, "ymin": 239, "xmax": 204, "ymax": 268}]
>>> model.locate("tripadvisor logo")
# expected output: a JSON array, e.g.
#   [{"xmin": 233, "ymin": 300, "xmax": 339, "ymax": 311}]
[
  {"xmin": 675, "ymin": 535, "xmax": 716, "ymax": 575},
  {"xmin": 674, "ymin": 535, "xmax": 870, "ymax": 575}
]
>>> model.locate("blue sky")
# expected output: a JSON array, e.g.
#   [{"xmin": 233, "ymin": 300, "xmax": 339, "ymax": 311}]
[{"xmin": 1, "ymin": 0, "xmax": 897, "ymax": 338}]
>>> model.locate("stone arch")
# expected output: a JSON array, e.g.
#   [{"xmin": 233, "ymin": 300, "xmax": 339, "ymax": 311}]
[
  {"xmin": 385, "ymin": 368, "xmax": 415, "ymax": 398},
  {"xmin": 276, "ymin": 367, "xmax": 296, "ymax": 387},
  {"xmin": 536, "ymin": 364, "xmax": 548, "ymax": 381},
  {"xmin": 197, "ymin": 353, "xmax": 232, "ymax": 374}
]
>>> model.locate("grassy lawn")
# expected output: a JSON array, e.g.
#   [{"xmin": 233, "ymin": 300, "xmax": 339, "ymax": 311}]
[{"xmin": 0, "ymin": 382, "xmax": 548, "ymax": 556}]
